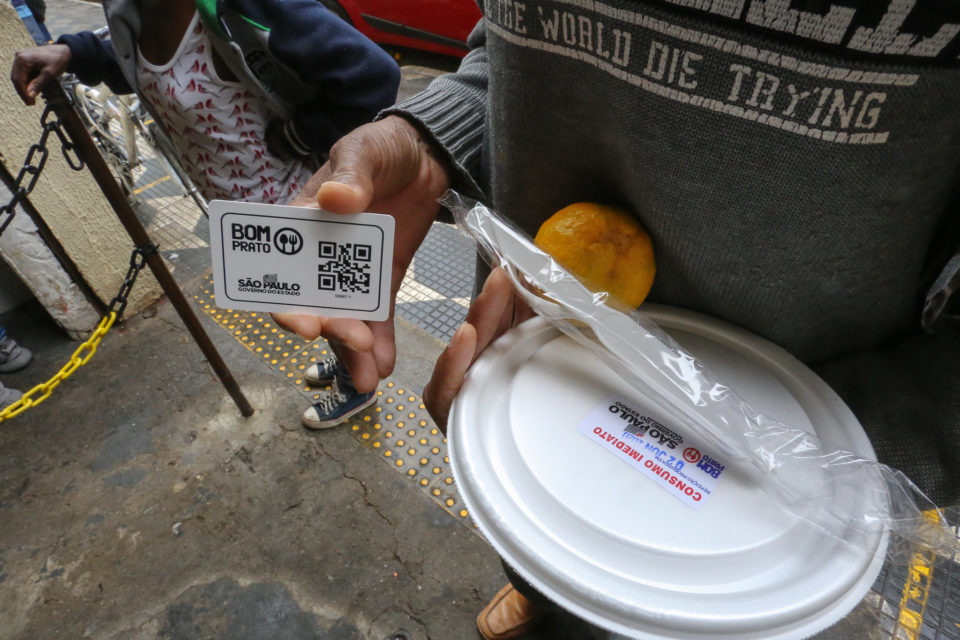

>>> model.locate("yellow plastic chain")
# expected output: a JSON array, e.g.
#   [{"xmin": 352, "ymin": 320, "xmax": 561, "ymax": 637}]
[
  {"xmin": 0, "ymin": 311, "xmax": 117, "ymax": 422},
  {"xmin": 893, "ymin": 509, "xmax": 946, "ymax": 640}
]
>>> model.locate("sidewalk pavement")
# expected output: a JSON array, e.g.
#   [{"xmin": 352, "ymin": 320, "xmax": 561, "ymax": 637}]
[
  {"xmin": 41, "ymin": 0, "xmax": 105, "ymax": 38},
  {"xmin": 1, "ymin": 2, "xmax": 957, "ymax": 640}
]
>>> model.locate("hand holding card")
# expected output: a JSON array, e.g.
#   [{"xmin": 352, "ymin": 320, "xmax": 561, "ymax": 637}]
[{"xmin": 266, "ymin": 116, "xmax": 453, "ymax": 394}]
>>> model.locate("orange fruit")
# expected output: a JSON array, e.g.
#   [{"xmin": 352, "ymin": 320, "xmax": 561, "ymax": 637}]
[{"xmin": 534, "ymin": 202, "xmax": 655, "ymax": 308}]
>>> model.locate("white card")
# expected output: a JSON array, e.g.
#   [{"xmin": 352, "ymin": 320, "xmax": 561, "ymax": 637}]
[{"xmin": 208, "ymin": 200, "xmax": 394, "ymax": 321}]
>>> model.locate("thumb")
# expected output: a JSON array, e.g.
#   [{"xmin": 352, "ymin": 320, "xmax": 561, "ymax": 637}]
[
  {"xmin": 423, "ymin": 322, "xmax": 477, "ymax": 433},
  {"xmin": 318, "ymin": 116, "xmax": 422, "ymax": 214},
  {"xmin": 318, "ymin": 137, "xmax": 375, "ymax": 214},
  {"xmin": 27, "ymin": 68, "xmax": 55, "ymax": 100}
]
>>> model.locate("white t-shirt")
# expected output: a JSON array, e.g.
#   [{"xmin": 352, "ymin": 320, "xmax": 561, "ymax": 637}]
[{"xmin": 136, "ymin": 12, "xmax": 313, "ymax": 204}]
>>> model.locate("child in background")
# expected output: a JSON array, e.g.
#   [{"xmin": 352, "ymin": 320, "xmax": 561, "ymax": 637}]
[{"xmin": 11, "ymin": 0, "xmax": 401, "ymax": 428}]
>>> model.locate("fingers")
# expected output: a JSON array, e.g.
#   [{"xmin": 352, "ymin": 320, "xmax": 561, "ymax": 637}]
[
  {"xmin": 423, "ymin": 322, "xmax": 478, "ymax": 432},
  {"xmin": 27, "ymin": 68, "xmax": 55, "ymax": 102},
  {"xmin": 319, "ymin": 317, "xmax": 376, "ymax": 353},
  {"xmin": 423, "ymin": 268, "xmax": 519, "ymax": 433},
  {"xmin": 271, "ymin": 312, "xmax": 325, "ymax": 341},
  {"xmin": 330, "ymin": 342, "xmax": 381, "ymax": 394},
  {"xmin": 318, "ymin": 116, "xmax": 426, "ymax": 214},
  {"xmin": 10, "ymin": 51, "xmax": 38, "ymax": 105},
  {"xmin": 467, "ymin": 268, "xmax": 517, "ymax": 352},
  {"xmin": 514, "ymin": 298, "xmax": 535, "ymax": 325},
  {"xmin": 369, "ymin": 319, "xmax": 397, "ymax": 379},
  {"xmin": 318, "ymin": 159, "xmax": 375, "ymax": 214},
  {"xmin": 271, "ymin": 313, "xmax": 390, "ymax": 394},
  {"xmin": 271, "ymin": 313, "xmax": 374, "ymax": 351},
  {"xmin": 324, "ymin": 317, "xmax": 395, "ymax": 394}
]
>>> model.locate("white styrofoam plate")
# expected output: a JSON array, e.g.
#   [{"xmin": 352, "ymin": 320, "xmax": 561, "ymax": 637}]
[{"xmin": 449, "ymin": 305, "xmax": 887, "ymax": 640}]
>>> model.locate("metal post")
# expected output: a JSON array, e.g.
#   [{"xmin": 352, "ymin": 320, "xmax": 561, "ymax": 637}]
[{"xmin": 41, "ymin": 82, "xmax": 254, "ymax": 417}]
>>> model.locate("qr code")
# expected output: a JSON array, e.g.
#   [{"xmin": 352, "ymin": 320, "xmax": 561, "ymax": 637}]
[{"xmin": 318, "ymin": 241, "xmax": 372, "ymax": 294}]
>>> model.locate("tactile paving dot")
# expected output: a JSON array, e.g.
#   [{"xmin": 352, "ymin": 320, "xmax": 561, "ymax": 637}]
[{"xmin": 192, "ymin": 275, "xmax": 476, "ymax": 527}]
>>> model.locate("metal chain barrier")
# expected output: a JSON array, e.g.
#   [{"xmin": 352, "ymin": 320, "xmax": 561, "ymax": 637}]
[
  {"xmin": 0, "ymin": 103, "xmax": 155, "ymax": 423},
  {"xmin": 0, "ymin": 104, "xmax": 84, "ymax": 238},
  {"xmin": 0, "ymin": 246, "xmax": 155, "ymax": 422}
]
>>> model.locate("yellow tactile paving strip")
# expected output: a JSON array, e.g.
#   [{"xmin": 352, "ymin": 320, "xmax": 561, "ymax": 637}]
[
  {"xmin": 890, "ymin": 511, "xmax": 956, "ymax": 640},
  {"xmin": 191, "ymin": 274, "xmax": 473, "ymax": 526}
]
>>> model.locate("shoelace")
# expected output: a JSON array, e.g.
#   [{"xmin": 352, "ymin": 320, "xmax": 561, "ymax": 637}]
[
  {"xmin": 315, "ymin": 378, "xmax": 348, "ymax": 414},
  {"xmin": 317, "ymin": 355, "xmax": 337, "ymax": 374}
]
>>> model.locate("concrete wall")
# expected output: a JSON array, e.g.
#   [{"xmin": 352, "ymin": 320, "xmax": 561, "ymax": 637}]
[
  {"xmin": 0, "ymin": 4, "xmax": 160, "ymax": 338},
  {"xmin": 0, "ymin": 256, "xmax": 33, "ymax": 315}
]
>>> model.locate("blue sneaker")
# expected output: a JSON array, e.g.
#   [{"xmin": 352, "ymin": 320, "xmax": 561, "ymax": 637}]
[
  {"xmin": 301, "ymin": 378, "xmax": 377, "ymax": 429},
  {"xmin": 304, "ymin": 354, "xmax": 339, "ymax": 386}
]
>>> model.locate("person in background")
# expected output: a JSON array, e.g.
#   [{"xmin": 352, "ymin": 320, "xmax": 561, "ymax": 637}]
[
  {"xmin": 10, "ymin": 0, "xmax": 401, "ymax": 429},
  {"xmin": 0, "ymin": 326, "xmax": 33, "ymax": 409},
  {"xmin": 276, "ymin": 1, "xmax": 960, "ymax": 637},
  {"xmin": 10, "ymin": 0, "xmax": 51, "ymax": 45},
  {"xmin": 23, "ymin": 0, "xmax": 50, "ymax": 42}
]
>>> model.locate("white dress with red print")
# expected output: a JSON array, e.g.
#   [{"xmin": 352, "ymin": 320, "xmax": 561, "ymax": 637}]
[{"xmin": 136, "ymin": 12, "xmax": 313, "ymax": 204}]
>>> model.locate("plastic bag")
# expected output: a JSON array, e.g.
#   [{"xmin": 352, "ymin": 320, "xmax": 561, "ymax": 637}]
[{"xmin": 441, "ymin": 190, "xmax": 957, "ymax": 559}]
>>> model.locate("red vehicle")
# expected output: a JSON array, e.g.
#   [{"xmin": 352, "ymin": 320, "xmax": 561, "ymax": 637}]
[{"xmin": 320, "ymin": 0, "xmax": 482, "ymax": 60}]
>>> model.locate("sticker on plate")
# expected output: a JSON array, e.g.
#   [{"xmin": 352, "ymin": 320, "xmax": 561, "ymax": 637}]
[
  {"xmin": 577, "ymin": 395, "xmax": 725, "ymax": 509},
  {"xmin": 209, "ymin": 200, "xmax": 394, "ymax": 321}
]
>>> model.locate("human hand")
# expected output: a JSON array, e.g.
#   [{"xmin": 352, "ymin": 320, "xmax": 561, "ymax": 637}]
[
  {"xmin": 422, "ymin": 268, "xmax": 534, "ymax": 431},
  {"xmin": 273, "ymin": 115, "xmax": 452, "ymax": 392},
  {"xmin": 10, "ymin": 44, "xmax": 71, "ymax": 106}
]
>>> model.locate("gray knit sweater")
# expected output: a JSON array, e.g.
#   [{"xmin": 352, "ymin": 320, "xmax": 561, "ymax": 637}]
[{"xmin": 392, "ymin": 0, "xmax": 959, "ymax": 364}]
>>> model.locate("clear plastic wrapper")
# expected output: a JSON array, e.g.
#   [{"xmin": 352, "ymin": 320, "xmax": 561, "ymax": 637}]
[{"xmin": 441, "ymin": 190, "xmax": 958, "ymax": 559}]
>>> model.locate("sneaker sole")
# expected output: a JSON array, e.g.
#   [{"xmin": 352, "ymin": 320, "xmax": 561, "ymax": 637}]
[
  {"xmin": 0, "ymin": 389, "xmax": 23, "ymax": 409},
  {"xmin": 0, "ymin": 349, "xmax": 32, "ymax": 373},
  {"xmin": 301, "ymin": 394, "xmax": 377, "ymax": 430}
]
